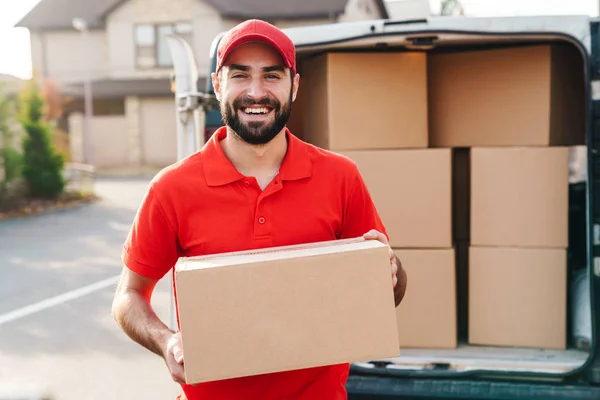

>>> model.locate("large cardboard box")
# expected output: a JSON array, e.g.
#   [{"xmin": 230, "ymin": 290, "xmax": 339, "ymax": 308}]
[
  {"xmin": 298, "ymin": 52, "xmax": 428, "ymax": 150},
  {"xmin": 428, "ymin": 44, "xmax": 585, "ymax": 147},
  {"xmin": 394, "ymin": 248, "xmax": 457, "ymax": 348},
  {"xmin": 175, "ymin": 238, "xmax": 400, "ymax": 385},
  {"xmin": 340, "ymin": 149, "xmax": 452, "ymax": 248},
  {"xmin": 470, "ymin": 147, "xmax": 569, "ymax": 248},
  {"xmin": 469, "ymin": 247, "xmax": 567, "ymax": 350}
]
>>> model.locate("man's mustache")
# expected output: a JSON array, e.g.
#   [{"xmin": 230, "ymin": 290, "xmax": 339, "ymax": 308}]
[{"xmin": 233, "ymin": 95, "xmax": 280, "ymax": 109}]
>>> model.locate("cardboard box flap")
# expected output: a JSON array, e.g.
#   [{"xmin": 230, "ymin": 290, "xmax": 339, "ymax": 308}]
[{"xmin": 176, "ymin": 237, "xmax": 385, "ymax": 271}]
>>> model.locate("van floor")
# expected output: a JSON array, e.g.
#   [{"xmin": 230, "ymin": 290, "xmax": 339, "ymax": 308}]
[{"xmin": 380, "ymin": 345, "xmax": 589, "ymax": 374}]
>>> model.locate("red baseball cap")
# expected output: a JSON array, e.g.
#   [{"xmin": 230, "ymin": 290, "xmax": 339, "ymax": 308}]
[{"xmin": 216, "ymin": 19, "xmax": 296, "ymax": 76}]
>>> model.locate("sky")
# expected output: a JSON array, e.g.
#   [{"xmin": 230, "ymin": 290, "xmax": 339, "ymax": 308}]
[{"xmin": 0, "ymin": 0, "xmax": 598, "ymax": 80}]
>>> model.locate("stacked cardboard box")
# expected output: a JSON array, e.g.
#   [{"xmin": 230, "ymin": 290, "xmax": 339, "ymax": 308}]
[
  {"xmin": 293, "ymin": 42, "xmax": 585, "ymax": 352},
  {"xmin": 428, "ymin": 43, "xmax": 585, "ymax": 350},
  {"xmin": 296, "ymin": 51, "xmax": 458, "ymax": 349}
]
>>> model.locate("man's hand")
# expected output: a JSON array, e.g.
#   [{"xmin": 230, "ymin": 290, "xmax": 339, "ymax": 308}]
[
  {"xmin": 363, "ymin": 229, "xmax": 398, "ymax": 287},
  {"xmin": 164, "ymin": 332, "xmax": 186, "ymax": 385},
  {"xmin": 363, "ymin": 229, "xmax": 407, "ymax": 307},
  {"xmin": 112, "ymin": 267, "xmax": 191, "ymax": 382}
]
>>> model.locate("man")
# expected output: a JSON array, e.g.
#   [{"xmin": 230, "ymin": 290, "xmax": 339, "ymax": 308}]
[{"xmin": 112, "ymin": 19, "xmax": 407, "ymax": 400}]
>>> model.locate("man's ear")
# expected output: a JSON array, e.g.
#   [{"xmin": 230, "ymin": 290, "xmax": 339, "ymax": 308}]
[
  {"xmin": 292, "ymin": 73, "xmax": 300, "ymax": 102},
  {"xmin": 211, "ymin": 72, "xmax": 221, "ymax": 101}
]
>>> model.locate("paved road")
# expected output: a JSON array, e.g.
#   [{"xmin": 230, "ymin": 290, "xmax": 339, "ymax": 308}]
[{"xmin": 0, "ymin": 178, "xmax": 181, "ymax": 400}]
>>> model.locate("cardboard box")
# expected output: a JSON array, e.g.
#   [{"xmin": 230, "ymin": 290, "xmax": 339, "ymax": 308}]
[
  {"xmin": 394, "ymin": 248, "xmax": 457, "ymax": 348},
  {"xmin": 298, "ymin": 52, "xmax": 428, "ymax": 150},
  {"xmin": 339, "ymin": 149, "xmax": 452, "ymax": 248},
  {"xmin": 175, "ymin": 238, "xmax": 400, "ymax": 384},
  {"xmin": 453, "ymin": 149, "xmax": 470, "ymax": 242},
  {"xmin": 471, "ymin": 147, "xmax": 569, "ymax": 248},
  {"xmin": 469, "ymin": 247, "xmax": 567, "ymax": 350},
  {"xmin": 428, "ymin": 44, "xmax": 585, "ymax": 147}
]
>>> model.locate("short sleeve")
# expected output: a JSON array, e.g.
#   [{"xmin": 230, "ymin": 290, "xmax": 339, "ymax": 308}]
[
  {"xmin": 122, "ymin": 184, "xmax": 180, "ymax": 280},
  {"xmin": 338, "ymin": 167, "xmax": 389, "ymax": 241}
]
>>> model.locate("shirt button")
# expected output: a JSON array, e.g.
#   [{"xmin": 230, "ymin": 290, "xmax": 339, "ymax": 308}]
[
  {"xmin": 258, "ymin": 217, "xmax": 266, "ymax": 224},
  {"xmin": 244, "ymin": 180, "xmax": 250, "ymax": 186}
]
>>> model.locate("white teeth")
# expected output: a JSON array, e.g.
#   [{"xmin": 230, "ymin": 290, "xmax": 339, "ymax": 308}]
[{"xmin": 244, "ymin": 107, "xmax": 269, "ymax": 114}]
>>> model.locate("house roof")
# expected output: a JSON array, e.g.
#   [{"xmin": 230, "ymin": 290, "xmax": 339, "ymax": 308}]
[
  {"xmin": 60, "ymin": 77, "xmax": 207, "ymax": 99},
  {"xmin": 15, "ymin": 0, "xmax": 123, "ymax": 30},
  {"xmin": 202, "ymin": 0, "xmax": 388, "ymax": 20},
  {"xmin": 15, "ymin": 0, "xmax": 388, "ymax": 30}
]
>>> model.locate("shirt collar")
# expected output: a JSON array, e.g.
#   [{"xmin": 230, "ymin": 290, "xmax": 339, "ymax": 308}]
[{"xmin": 202, "ymin": 127, "xmax": 312, "ymax": 187}]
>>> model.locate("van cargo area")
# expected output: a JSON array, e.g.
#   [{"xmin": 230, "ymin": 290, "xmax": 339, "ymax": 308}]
[{"xmin": 285, "ymin": 26, "xmax": 592, "ymax": 379}]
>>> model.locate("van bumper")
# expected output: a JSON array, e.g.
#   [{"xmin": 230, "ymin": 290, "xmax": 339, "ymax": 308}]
[{"xmin": 346, "ymin": 375, "xmax": 600, "ymax": 400}]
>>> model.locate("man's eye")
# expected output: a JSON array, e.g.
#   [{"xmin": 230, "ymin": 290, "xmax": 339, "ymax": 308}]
[
  {"xmin": 265, "ymin": 74, "xmax": 280, "ymax": 80},
  {"xmin": 231, "ymin": 74, "xmax": 245, "ymax": 79}
]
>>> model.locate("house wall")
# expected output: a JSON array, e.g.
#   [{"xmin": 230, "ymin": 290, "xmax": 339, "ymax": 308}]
[
  {"xmin": 31, "ymin": 30, "xmax": 108, "ymax": 84},
  {"xmin": 106, "ymin": 0, "xmax": 230, "ymax": 79},
  {"xmin": 68, "ymin": 95, "xmax": 182, "ymax": 169},
  {"xmin": 34, "ymin": 0, "xmax": 386, "ymax": 87},
  {"xmin": 139, "ymin": 97, "xmax": 178, "ymax": 166},
  {"xmin": 271, "ymin": 18, "xmax": 336, "ymax": 28},
  {"xmin": 68, "ymin": 112, "xmax": 129, "ymax": 167},
  {"xmin": 30, "ymin": 32, "xmax": 45, "ymax": 76},
  {"xmin": 193, "ymin": 2, "xmax": 231, "ymax": 77}
]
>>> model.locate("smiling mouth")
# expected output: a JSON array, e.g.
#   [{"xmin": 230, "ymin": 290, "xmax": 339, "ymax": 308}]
[{"xmin": 242, "ymin": 107, "xmax": 272, "ymax": 115}]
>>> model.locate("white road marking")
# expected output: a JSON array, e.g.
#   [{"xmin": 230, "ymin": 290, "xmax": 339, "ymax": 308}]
[{"xmin": 0, "ymin": 275, "xmax": 121, "ymax": 326}]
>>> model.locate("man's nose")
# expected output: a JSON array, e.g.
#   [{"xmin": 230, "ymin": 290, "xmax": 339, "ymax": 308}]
[{"xmin": 246, "ymin": 78, "xmax": 267, "ymax": 100}]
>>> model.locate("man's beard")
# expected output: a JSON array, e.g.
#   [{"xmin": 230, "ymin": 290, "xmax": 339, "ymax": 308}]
[{"xmin": 221, "ymin": 91, "xmax": 292, "ymax": 145}]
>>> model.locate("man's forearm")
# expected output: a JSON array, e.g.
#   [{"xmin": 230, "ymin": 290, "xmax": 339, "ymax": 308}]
[
  {"xmin": 394, "ymin": 255, "xmax": 407, "ymax": 307},
  {"xmin": 112, "ymin": 290, "xmax": 174, "ymax": 358}
]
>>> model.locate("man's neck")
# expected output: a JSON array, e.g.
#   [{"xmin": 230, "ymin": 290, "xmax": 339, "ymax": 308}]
[{"xmin": 221, "ymin": 127, "xmax": 288, "ymax": 188}]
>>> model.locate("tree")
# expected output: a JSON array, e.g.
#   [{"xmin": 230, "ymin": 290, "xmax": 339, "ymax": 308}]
[
  {"xmin": 18, "ymin": 77, "xmax": 65, "ymax": 198},
  {"xmin": 440, "ymin": 0, "xmax": 464, "ymax": 16},
  {"xmin": 0, "ymin": 81, "xmax": 22, "ymax": 191}
]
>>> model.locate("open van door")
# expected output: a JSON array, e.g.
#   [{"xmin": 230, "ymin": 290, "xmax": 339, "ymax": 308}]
[{"xmin": 164, "ymin": 34, "xmax": 212, "ymax": 331}]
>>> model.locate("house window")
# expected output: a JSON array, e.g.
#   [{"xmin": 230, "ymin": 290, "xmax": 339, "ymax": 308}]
[{"xmin": 135, "ymin": 22, "xmax": 194, "ymax": 68}]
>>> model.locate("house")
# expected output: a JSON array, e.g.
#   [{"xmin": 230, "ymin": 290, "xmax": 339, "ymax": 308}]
[{"xmin": 15, "ymin": 0, "xmax": 389, "ymax": 170}]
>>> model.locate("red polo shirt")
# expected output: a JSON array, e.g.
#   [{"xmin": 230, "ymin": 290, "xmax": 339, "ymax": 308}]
[{"xmin": 122, "ymin": 127, "xmax": 388, "ymax": 400}]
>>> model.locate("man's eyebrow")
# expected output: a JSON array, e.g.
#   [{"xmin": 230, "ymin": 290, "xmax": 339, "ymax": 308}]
[
  {"xmin": 226, "ymin": 64, "xmax": 285, "ymax": 73},
  {"xmin": 228, "ymin": 64, "xmax": 249, "ymax": 71},
  {"xmin": 262, "ymin": 65, "xmax": 285, "ymax": 72}
]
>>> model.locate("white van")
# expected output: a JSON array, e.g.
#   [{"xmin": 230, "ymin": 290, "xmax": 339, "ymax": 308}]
[{"xmin": 168, "ymin": 14, "xmax": 600, "ymax": 399}]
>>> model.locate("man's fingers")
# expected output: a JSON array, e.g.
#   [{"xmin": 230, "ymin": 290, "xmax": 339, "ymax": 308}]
[
  {"xmin": 168, "ymin": 359, "xmax": 186, "ymax": 385},
  {"xmin": 363, "ymin": 229, "xmax": 389, "ymax": 245},
  {"xmin": 174, "ymin": 347, "xmax": 184, "ymax": 364}
]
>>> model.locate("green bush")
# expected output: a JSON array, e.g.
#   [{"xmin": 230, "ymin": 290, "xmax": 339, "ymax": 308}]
[
  {"xmin": 2, "ymin": 146, "xmax": 22, "ymax": 183},
  {"xmin": 19, "ymin": 79, "xmax": 65, "ymax": 198}
]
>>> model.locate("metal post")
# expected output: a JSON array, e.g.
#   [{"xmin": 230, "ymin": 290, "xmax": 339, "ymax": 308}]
[{"xmin": 72, "ymin": 17, "xmax": 94, "ymax": 166}]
